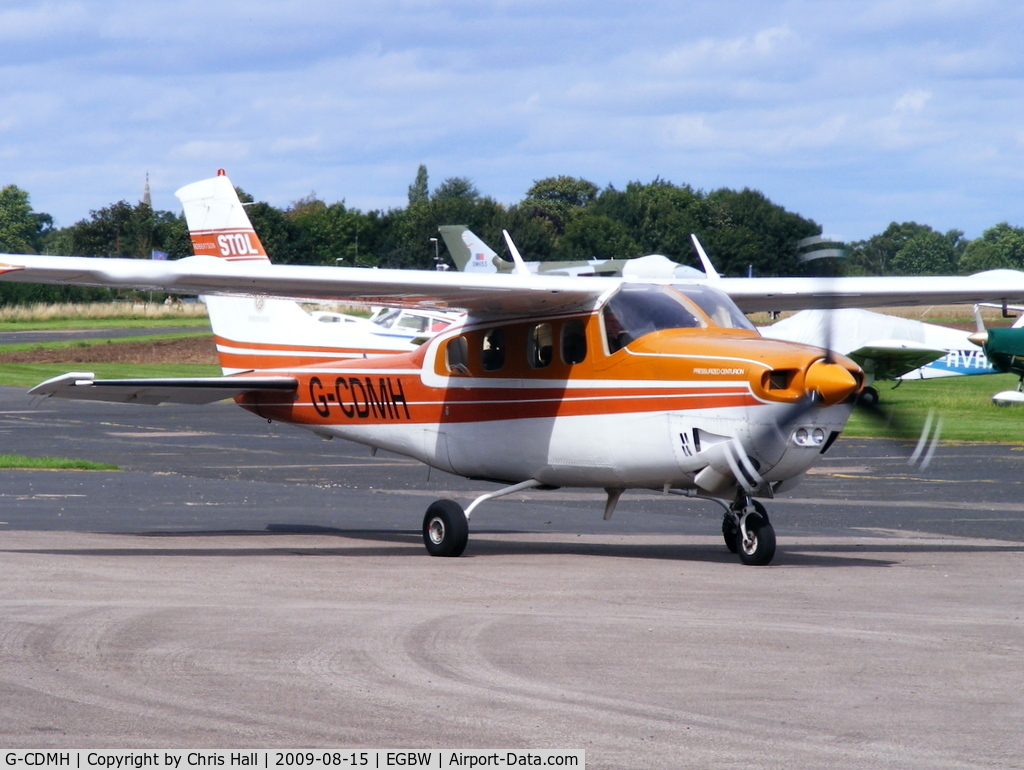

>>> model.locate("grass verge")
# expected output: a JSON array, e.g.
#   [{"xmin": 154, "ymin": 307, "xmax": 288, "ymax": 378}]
[
  {"xmin": 0, "ymin": 332, "xmax": 211, "ymax": 355},
  {"xmin": 0, "ymin": 454, "xmax": 118, "ymax": 471},
  {"xmin": 0, "ymin": 301, "xmax": 209, "ymax": 328},
  {"xmin": 843, "ymin": 373, "xmax": 1024, "ymax": 443},
  {"xmin": 0, "ymin": 363, "xmax": 222, "ymax": 388}
]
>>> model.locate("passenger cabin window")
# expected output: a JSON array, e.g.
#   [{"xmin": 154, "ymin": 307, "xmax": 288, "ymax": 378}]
[
  {"xmin": 561, "ymin": 319, "xmax": 587, "ymax": 364},
  {"xmin": 601, "ymin": 284, "xmax": 702, "ymax": 353},
  {"xmin": 481, "ymin": 328, "xmax": 506, "ymax": 371},
  {"xmin": 445, "ymin": 336, "xmax": 469, "ymax": 374},
  {"xmin": 528, "ymin": 323, "xmax": 554, "ymax": 368}
]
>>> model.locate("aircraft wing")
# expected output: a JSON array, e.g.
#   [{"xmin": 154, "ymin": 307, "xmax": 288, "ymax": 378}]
[
  {"xmin": 844, "ymin": 341, "xmax": 948, "ymax": 381},
  {"xmin": 711, "ymin": 271, "xmax": 1024, "ymax": 313},
  {"xmin": 6, "ymin": 254, "xmax": 1024, "ymax": 315},
  {"xmin": 0, "ymin": 254, "xmax": 606, "ymax": 315},
  {"xmin": 28, "ymin": 372, "xmax": 298, "ymax": 406}
]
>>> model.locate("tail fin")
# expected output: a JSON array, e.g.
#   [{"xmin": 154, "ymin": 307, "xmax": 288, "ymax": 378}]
[
  {"xmin": 438, "ymin": 225, "xmax": 501, "ymax": 273},
  {"xmin": 176, "ymin": 172, "xmax": 416, "ymax": 374},
  {"xmin": 175, "ymin": 171, "xmax": 269, "ymax": 263}
]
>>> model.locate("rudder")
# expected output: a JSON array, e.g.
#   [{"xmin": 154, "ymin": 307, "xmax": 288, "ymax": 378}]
[{"xmin": 176, "ymin": 171, "xmax": 269, "ymax": 263}]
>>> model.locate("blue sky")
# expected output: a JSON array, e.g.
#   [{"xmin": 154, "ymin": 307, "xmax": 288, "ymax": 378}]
[{"xmin": 2, "ymin": 0, "xmax": 1024, "ymax": 243}]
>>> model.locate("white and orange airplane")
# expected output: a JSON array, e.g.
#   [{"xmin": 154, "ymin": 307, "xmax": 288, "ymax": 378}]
[{"xmin": 5, "ymin": 172, "xmax": 1024, "ymax": 565}]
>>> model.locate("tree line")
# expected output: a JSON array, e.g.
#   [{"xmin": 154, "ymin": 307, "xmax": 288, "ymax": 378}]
[{"xmin": 2, "ymin": 166, "xmax": 1024, "ymax": 305}]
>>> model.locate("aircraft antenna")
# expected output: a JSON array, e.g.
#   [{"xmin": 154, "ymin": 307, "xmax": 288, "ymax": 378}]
[
  {"xmin": 502, "ymin": 230, "xmax": 530, "ymax": 276},
  {"xmin": 690, "ymin": 234, "xmax": 721, "ymax": 280}
]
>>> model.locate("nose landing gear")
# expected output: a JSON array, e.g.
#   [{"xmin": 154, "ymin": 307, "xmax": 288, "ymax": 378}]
[{"xmin": 723, "ymin": 496, "xmax": 776, "ymax": 566}]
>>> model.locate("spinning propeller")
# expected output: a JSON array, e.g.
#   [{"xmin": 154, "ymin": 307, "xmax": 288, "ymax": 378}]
[
  {"xmin": 690, "ymin": 234, "xmax": 943, "ymax": 477},
  {"xmin": 795, "ymin": 291, "xmax": 942, "ymax": 469}
]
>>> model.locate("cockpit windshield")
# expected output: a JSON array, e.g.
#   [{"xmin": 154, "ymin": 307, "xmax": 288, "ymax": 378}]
[
  {"xmin": 671, "ymin": 284, "xmax": 756, "ymax": 331},
  {"xmin": 601, "ymin": 283, "xmax": 757, "ymax": 353},
  {"xmin": 601, "ymin": 284, "xmax": 703, "ymax": 353}
]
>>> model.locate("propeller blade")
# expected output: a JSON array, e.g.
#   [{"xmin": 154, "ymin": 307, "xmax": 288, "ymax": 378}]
[
  {"xmin": 853, "ymin": 398, "xmax": 942, "ymax": 469},
  {"xmin": 973, "ymin": 304, "xmax": 986, "ymax": 334},
  {"xmin": 907, "ymin": 409, "xmax": 942, "ymax": 470}
]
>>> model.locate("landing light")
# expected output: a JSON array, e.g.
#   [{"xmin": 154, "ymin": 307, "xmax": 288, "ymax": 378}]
[{"xmin": 793, "ymin": 427, "xmax": 827, "ymax": 447}]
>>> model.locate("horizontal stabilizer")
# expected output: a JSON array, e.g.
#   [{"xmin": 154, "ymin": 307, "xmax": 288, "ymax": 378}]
[
  {"xmin": 846, "ymin": 340, "xmax": 947, "ymax": 380},
  {"xmin": 29, "ymin": 372, "xmax": 298, "ymax": 406}
]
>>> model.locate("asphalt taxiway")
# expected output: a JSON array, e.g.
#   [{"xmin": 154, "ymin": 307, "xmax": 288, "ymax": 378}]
[{"xmin": 1, "ymin": 386, "xmax": 1022, "ymax": 767}]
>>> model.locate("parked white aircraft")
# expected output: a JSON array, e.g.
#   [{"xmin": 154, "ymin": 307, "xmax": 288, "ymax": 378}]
[
  {"xmin": 438, "ymin": 225, "xmax": 706, "ymax": 279},
  {"xmin": 761, "ymin": 308, "xmax": 1000, "ymax": 403}
]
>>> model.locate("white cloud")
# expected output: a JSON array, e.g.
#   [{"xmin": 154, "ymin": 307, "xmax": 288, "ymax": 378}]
[
  {"xmin": 2, "ymin": 0, "xmax": 1024, "ymax": 240},
  {"xmin": 171, "ymin": 141, "xmax": 251, "ymax": 163},
  {"xmin": 657, "ymin": 25, "xmax": 797, "ymax": 76},
  {"xmin": 0, "ymin": 2, "xmax": 92, "ymax": 42},
  {"xmin": 894, "ymin": 89, "xmax": 932, "ymax": 114}
]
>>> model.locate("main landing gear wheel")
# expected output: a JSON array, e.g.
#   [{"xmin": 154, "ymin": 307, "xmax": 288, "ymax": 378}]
[
  {"xmin": 423, "ymin": 499, "xmax": 469, "ymax": 557},
  {"xmin": 722, "ymin": 515, "xmax": 739, "ymax": 553},
  {"xmin": 734, "ymin": 499, "xmax": 776, "ymax": 566}
]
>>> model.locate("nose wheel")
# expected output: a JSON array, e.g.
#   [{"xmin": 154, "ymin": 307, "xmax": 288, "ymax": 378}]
[{"xmin": 723, "ymin": 498, "xmax": 776, "ymax": 566}]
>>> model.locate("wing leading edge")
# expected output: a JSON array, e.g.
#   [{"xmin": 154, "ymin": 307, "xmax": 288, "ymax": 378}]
[
  {"xmin": 0, "ymin": 253, "xmax": 608, "ymax": 317},
  {"xmin": 6, "ymin": 252, "xmax": 1024, "ymax": 316}
]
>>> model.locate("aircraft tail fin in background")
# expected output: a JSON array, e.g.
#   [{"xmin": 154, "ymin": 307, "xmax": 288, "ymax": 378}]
[
  {"xmin": 176, "ymin": 171, "xmax": 270, "ymax": 263},
  {"xmin": 438, "ymin": 225, "xmax": 501, "ymax": 273}
]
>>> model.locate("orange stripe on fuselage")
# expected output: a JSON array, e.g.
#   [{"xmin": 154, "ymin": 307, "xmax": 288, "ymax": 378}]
[
  {"xmin": 237, "ymin": 369, "xmax": 758, "ymax": 427},
  {"xmin": 228, "ymin": 308, "xmax": 856, "ymax": 430}
]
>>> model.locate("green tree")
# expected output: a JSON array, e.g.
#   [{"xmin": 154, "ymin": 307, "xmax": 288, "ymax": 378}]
[
  {"xmin": 489, "ymin": 204, "xmax": 556, "ymax": 262},
  {"xmin": 61, "ymin": 201, "xmax": 153, "ymax": 257},
  {"xmin": 523, "ymin": 176, "xmax": 599, "ymax": 236},
  {"xmin": 959, "ymin": 223, "xmax": 1024, "ymax": 274},
  {"xmin": 593, "ymin": 179, "xmax": 707, "ymax": 266},
  {"xmin": 408, "ymin": 165, "xmax": 429, "ymax": 205},
  {"xmin": 384, "ymin": 177, "xmax": 499, "ymax": 269},
  {"xmin": 0, "ymin": 184, "xmax": 52, "ymax": 254},
  {"xmin": 157, "ymin": 211, "xmax": 191, "ymax": 258},
  {"xmin": 701, "ymin": 188, "xmax": 818, "ymax": 276},
  {"xmin": 558, "ymin": 214, "xmax": 639, "ymax": 260},
  {"xmin": 848, "ymin": 222, "xmax": 934, "ymax": 275},
  {"xmin": 890, "ymin": 230, "xmax": 957, "ymax": 275},
  {"xmin": 433, "ymin": 176, "xmax": 478, "ymax": 201},
  {"xmin": 288, "ymin": 195, "xmax": 363, "ymax": 266}
]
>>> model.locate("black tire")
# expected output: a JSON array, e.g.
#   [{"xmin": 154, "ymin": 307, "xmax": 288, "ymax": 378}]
[
  {"xmin": 859, "ymin": 386, "xmax": 880, "ymax": 408},
  {"xmin": 722, "ymin": 514, "xmax": 739, "ymax": 553},
  {"xmin": 736, "ymin": 517, "xmax": 776, "ymax": 566},
  {"xmin": 422, "ymin": 499, "xmax": 469, "ymax": 557}
]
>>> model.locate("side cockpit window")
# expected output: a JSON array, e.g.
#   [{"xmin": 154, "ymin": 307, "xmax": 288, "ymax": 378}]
[
  {"xmin": 481, "ymin": 328, "xmax": 505, "ymax": 371},
  {"xmin": 445, "ymin": 336, "xmax": 469, "ymax": 374},
  {"xmin": 561, "ymin": 320, "xmax": 587, "ymax": 364},
  {"xmin": 528, "ymin": 323, "xmax": 554, "ymax": 368}
]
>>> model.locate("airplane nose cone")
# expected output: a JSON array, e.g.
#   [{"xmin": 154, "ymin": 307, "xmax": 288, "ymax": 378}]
[
  {"xmin": 968, "ymin": 331, "xmax": 989, "ymax": 348},
  {"xmin": 805, "ymin": 361, "xmax": 859, "ymax": 406}
]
